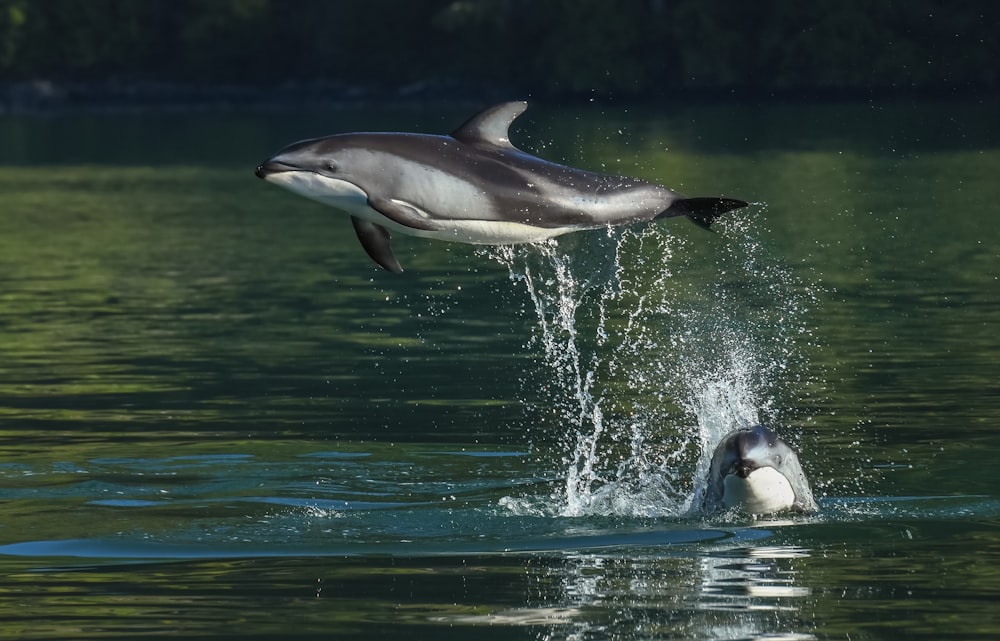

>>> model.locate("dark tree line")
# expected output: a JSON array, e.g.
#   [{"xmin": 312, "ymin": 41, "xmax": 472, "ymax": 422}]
[{"xmin": 0, "ymin": 0, "xmax": 996, "ymax": 100}]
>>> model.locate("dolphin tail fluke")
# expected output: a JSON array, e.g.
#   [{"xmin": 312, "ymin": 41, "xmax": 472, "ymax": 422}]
[{"xmin": 658, "ymin": 197, "xmax": 749, "ymax": 230}]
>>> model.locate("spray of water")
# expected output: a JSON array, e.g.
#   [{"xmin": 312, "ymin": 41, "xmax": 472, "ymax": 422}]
[{"xmin": 488, "ymin": 213, "xmax": 819, "ymax": 518}]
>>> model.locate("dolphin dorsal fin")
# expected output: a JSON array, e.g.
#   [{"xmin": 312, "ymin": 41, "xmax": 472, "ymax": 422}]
[{"xmin": 450, "ymin": 101, "xmax": 528, "ymax": 149}]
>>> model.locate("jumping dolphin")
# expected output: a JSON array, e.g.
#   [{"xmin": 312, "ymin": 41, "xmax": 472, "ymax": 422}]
[
  {"xmin": 255, "ymin": 102, "xmax": 748, "ymax": 272},
  {"xmin": 703, "ymin": 425, "xmax": 818, "ymax": 515}
]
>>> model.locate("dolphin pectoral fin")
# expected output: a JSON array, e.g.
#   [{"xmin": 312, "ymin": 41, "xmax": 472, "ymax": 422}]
[
  {"xmin": 351, "ymin": 216, "xmax": 403, "ymax": 273},
  {"xmin": 367, "ymin": 197, "xmax": 442, "ymax": 232},
  {"xmin": 658, "ymin": 197, "xmax": 750, "ymax": 230}
]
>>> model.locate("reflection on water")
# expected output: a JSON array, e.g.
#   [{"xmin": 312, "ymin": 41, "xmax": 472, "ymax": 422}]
[
  {"xmin": 1, "ymin": 100, "xmax": 999, "ymax": 639},
  {"xmin": 2, "ymin": 509, "xmax": 998, "ymax": 639},
  {"xmin": 439, "ymin": 544, "xmax": 817, "ymax": 640}
]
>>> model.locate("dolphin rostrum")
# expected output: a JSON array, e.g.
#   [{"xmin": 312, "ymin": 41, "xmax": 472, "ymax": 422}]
[
  {"xmin": 255, "ymin": 102, "xmax": 748, "ymax": 272},
  {"xmin": 703, "ymin": 424, "xmax": 818, "ymax": 515}
]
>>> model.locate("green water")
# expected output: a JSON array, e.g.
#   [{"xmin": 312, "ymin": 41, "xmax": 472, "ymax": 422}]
[{"xmin": 1, "ymin": 100, "xmax": 998, "ymax": 639}]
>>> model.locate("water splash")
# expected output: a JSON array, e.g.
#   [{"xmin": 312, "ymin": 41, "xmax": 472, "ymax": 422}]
[{"xmin": 488, "ymin": 215, "xmax": 819, "ymax": 518}]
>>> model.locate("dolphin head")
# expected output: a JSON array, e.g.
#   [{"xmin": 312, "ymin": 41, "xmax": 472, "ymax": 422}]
[
  {"xmin": 703, "ymin": 425, "xmax": 818, "ymax": 516},
  {"xmin": 255, "ymin": 136, "xmax": 371, "ymax": 213}
]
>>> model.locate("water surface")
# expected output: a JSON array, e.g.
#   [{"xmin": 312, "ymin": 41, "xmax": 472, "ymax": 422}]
[{"xmin": 1, "ymin": 99, "xmax": 999, "ymax": 639}]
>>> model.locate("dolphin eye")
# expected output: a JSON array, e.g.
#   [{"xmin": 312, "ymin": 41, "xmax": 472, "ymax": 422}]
[
  {"xmin": 325, "ymin": 161, "xmax": 338, "ymax": 173},
  {"xmin": 773, "ymin": 455, "xmax": 782, "ymax": 465}
]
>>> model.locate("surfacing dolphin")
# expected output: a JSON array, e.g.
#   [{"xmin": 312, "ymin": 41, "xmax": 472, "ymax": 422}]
[
  {"xmin": 255, "ymin": 102, "xmax": 748, "ymax": 272},
  {"xmin": 703, "ymin": 424, "xmax": 818, "ymax": 516}
]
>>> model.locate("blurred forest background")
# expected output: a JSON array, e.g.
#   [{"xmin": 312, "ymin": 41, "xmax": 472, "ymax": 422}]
[{"xmin": 0, "ymin": 0, "xmax": 996, "ymax": 109}]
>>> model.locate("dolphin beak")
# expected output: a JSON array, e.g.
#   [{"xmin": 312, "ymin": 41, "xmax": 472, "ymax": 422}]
[{"xmin": 255, "ymin": 160, "xmax": 296, "ymax": 180}]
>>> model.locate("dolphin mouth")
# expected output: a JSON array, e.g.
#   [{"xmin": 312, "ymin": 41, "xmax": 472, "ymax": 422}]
[
  {"xmin": 255, "ymin": 160, "xmax": 300, "ymax": 179},
  {"xmin": 735, "ymin": 459, "xmax": 759, "ymax": 479}
]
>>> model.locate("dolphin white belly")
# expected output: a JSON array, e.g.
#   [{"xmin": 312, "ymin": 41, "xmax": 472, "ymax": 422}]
[
  {"xmin": 722, "ymin": 467, "xmax": 798, "ymax": 515},
  {"xmin": 267, "ymin": 168, "xmax": 567, "ymax": 244}
]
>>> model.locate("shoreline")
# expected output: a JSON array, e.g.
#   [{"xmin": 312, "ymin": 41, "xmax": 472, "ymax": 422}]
[
  {"xmin": 3, "ymin": 79, "xmax": 996, "ymax": 115},
  {"xmin": 0, "ymin": 80, "xmax": 510, "ymax": 115}
]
